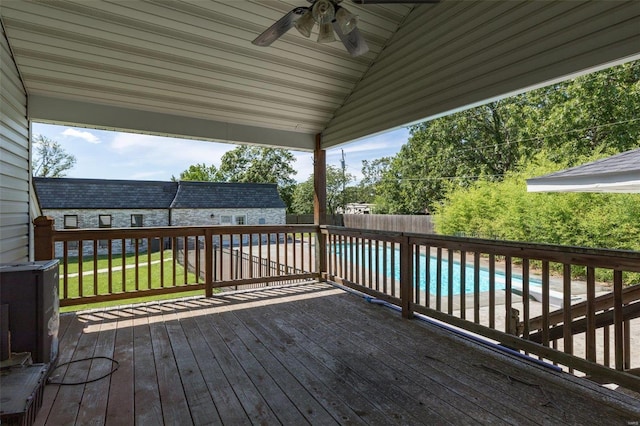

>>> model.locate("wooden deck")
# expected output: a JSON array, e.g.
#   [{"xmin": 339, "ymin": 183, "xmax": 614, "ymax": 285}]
[{"xmin": 36, "ymin": 282, "xmax": 640, "ymax": 425}]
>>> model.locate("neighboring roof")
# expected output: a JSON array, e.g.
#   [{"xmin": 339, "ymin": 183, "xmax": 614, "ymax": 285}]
[
  {"xmin": 170, "ymin": 181, "xmax": 285, "ymax": 209},
  {"xmin": 526, "ymin": 148, "xmax": 640, "ymax": 193},
  {"xmin": 33, "ymin": 177, "xmax": 286, "ymax": 210},
  {"xmin": 34, "ymin": 177, "xmax": 178, "ymax": 209}
]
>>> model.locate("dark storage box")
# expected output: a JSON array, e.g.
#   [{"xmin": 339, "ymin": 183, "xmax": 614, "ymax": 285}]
[
  {"xmin": 0, "ymin": 260, "xmax": 60, "ymax": 364},
  {"xmin": 0, "ymin": 364, "xmax": 48, "ymax": 426}
]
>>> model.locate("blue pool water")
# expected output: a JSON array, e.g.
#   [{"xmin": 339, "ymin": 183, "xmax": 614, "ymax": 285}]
[{"xmin": 334, "ymin": 244, "xmax": 540, "ymax": 296}]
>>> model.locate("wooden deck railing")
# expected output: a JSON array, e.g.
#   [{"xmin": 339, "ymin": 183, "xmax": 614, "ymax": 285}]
[
  {"xmin": 33, "ymin": 217, "xmax": 640, "ymax": 390},
  {"xmin": 322, "ymin": 226, "xmax": 640, "ymax": 391},
  {"xmin": 34, "ymin": 217, "xmax": 319, "ymax": 307}
]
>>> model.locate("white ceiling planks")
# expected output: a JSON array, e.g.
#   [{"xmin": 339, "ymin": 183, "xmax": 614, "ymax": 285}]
[{"xmin": 2, "ymin": 0, "xmax": 639, "ymax": 151}]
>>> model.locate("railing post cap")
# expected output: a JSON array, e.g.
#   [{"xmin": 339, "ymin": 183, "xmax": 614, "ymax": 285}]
[{"xmin": 34, "ymin": 215, "xmax": 55, "ymax": 226}]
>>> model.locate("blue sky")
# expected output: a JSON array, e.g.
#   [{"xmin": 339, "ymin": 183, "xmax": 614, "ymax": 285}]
[{"xmin": 32, "ymin": 122, "xmax": 410, "ymax": 183}]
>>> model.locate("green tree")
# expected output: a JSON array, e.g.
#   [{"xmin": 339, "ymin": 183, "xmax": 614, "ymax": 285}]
[
  {"xmin": 172, "ymin": 163, "xmax": 221, "ymax": 182},
  {"xmin": 218, "ymin": 146, "xmax": 297, "ymax": 211},
  {"xmin": 357, "ymin": 157, "xmax": 391, "ymax": 204},
  {"xmin": 531, "ymin": 61, "xmax": 640, "ymax": 161},
  {"xmin": 290, "ymin": 165, "xmax": 355, "ymax": 214},
  {"xmin": 32, "ymin": 135, "xmax": 76, "ymax": 177},
  {"xmin": 374, "ymin": 60, "xmax": 640, "ymax": 214}
]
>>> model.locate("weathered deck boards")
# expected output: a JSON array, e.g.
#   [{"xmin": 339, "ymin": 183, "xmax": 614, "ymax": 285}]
[{"xmin": 36, "ymin": 282, "xmax": 640, "ymax": 425}]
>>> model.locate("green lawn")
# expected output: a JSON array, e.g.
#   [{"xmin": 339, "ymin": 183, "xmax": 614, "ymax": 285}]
[{"xmin": 59, "ymin": 249, "xmax": 203, "ymax": 312}]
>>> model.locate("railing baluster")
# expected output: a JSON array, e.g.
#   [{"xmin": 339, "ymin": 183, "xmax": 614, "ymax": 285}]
[
  {"xmin": 460, "ymin": 251, "xmax": 466, "ymax": 321},
  {"xmin": 172, "ymin": 237, "xmax": 177, "ymax": 287},
  {"xmin": 604, "ymin": 324, "xmax": 610, "ymax": 367},
  {"xmin": 415, "ymin": 243, "xmax": 421, "ymax": 305},
  {"xmin": 134, "ymin": 238, "xmax": 140, "ymax": 291},
  {"xmin": 368, "ymin": 239, "xmax": 373, "ymax": 290},
  {"xmin": 505, "ymin": 256, "xmax": 512, "ymax": 334},
  {"xmin": 436, "ymin": 247, "xmax": 442, "ymax": 312},
  {"xmin": 356, "ymin": 237, "xmax": 361, "ymax": 285},
  {"xmin": 541, "ymin": 261, "xmax": 550, "ymax": 347},
  {"xmin": 107, "ymin": 239, "xmax": 113, "ymax": 295},
  {"xmin": 93, "ymin": 240, "xmax": 98, "ymax": 296},
  {"xmin": 522, "ymin": 258, "xmax": 530, "ymax": 339},
  {"xmin": 195, "ymin": 236, "xmax": 201, "ymax": 284},
  {"xmin": 78, "ymin": 241, "xmax": 83, "ymax": 298},
  {"xmin": 183, "ymin": 236, "xmax": 189, "ymax": 285},
  {"xmin": 121, "ymin": 239, "xmax": 126, "ymax": 292},
  {"xmin": 390, "ymin": 242, "xmax": 396, "ymax": 297},
  {"xmin": 613, "ymin": 270, "xmax": 623, "ymax": 370},
  {"xmin": 63, "ymin": 241, "xmax": 69, "ymax": 300},
  {"xmin": 447, "ymin": 249, "xmax": 454, "ymax": 315},
  {"xmin": 563, "ymin": 264, "xmax": 573, "ymax": 360},
  {"xmin": 382, "ymin": 241, "xmax": 388, "ymax": 295},
  {"xmin": 160, "ymin": 239, "xmax": 165, "ymax": 287},
  {"xmin": 148, "ymin": 237, "xmax": 152, "ymax": 290},
  {"xmin": 473, "ymin": 252, "xmax": 480, "ymax": 324},
  {"xmin": 425, "ymin": 245, "xmax": 431, "ymax": 309},
  {"xmin": 586, "ymin": 266, "xmax": 596, "ymax": 362},
  {"xmin": 489, "ymin": 254, "xmax": 495, "ymax": 329}
]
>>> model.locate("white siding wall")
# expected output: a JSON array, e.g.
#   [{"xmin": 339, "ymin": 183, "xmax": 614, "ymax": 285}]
[{"xmin": 0, "ymin": 27, "xmax": 30, "ymax": 263}]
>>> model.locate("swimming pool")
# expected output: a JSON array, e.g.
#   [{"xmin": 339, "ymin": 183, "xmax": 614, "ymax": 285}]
[{"xmin": 333, "ymin": 244, "xmax": 540, "ymax": 296}]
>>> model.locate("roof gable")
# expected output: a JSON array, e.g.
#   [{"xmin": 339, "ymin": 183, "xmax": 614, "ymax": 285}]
[
  {"xmin": 170, "ymin": 181, "xmax": 285, "ymax": 209},
  {"xmin": 33, "ymin": 177, "xmax": 178, "ymax": 209},
  {"xmin": 526, "ymin": 148, "xmax": 640, "ymax": 193},
  {"xmin": 33, "ymin": 178, "xmax": 286, "ymax": 210}
]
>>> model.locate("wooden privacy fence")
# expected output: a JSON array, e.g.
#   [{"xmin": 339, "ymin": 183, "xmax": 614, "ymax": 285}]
[
  {"xmin": 322, "ymin": 225, "xmax": 640, "ymax": 391},
  {"xmin": 342, "ymin": 214, "xmax": 434, "ymax": 234},
  {"xmin": 34, "ymin": 217, "xmax": 319, "ymax": 307}
]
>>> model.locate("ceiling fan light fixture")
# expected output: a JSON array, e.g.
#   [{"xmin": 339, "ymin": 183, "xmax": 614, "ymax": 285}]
[
  {"xmin": 312, "ymin": 0, "xmax": 336, "ymax": 24},
  {"xmin": 335, "ymin": 7, "xmax": 358, "ymax": 35},
  {"xmin": 294, "ymin": 9, "xmax": 315, "ymax": 37},
  {"xmin": 317, "ymin": 22, "xmax": 336, "ymax": 43}
]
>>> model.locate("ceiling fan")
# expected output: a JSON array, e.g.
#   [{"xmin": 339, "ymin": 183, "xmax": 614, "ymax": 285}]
[{"xmin": 252, "ymin": 0, "xmax": 440, "ymax": 57}]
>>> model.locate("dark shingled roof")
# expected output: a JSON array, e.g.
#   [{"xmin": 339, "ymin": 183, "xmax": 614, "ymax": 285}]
[
  {"xmin": 170, "ymin": 181, "xmax": 286, "ymax": 209},
  {"xmin": 34, "ymin": 177, "xmax": 178, "ymax": 209},
  {"xmin": 33, "ymin": 178, "xmax": 286, "ymax": 210}
]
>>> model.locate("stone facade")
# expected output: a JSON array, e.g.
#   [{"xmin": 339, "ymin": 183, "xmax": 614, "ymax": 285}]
[
  {"xmin": 44, "ymin": 208, "xmax": 168, "ymax": 257},
  {"xmin": 171, "ymin": 208, "xmax": 285, "ymax": 226},
  {"xmin": 45, "ymin": 207, "xmax": 286, "ymax": 257}
]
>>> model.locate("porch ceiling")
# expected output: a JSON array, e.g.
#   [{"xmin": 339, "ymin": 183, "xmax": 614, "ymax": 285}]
[{"xmin": 2, "ymin": 1, "xmax": 640, "ymax": 151}]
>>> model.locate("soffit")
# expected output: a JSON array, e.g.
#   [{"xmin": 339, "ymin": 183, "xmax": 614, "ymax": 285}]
[{"xmin": 2, "ymin": 1, "xmax": 640, "ymax": 151}]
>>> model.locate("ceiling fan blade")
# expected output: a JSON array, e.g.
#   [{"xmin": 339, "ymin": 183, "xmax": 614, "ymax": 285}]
[
  {"xmin": 351, "ymin": 0, "xmax": 439, "ymax": 4},
  {"xmin": 332, "ymin": 21, "xmax": 369, "ymax": 57},
  {"xmin": 252, "ymin": 7, "xmax": 308, "ymax": 47}
]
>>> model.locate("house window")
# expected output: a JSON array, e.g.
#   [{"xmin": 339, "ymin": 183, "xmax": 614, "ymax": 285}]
[
  {"xmin": 64, "ymin": 215, "xmax": 78, "ymax": 229},
  {"xmin": 235, "ymin": 216, "xmax": 246, "ymax": 225},
  {"xmin": 220, "ymin": 215, "xmax": 232, "ymax": 225},
  {"xmin": 63, "ymin": 215, "xmax": 78, "ymax": 249},
  {"xmin": 258, "ymin": 218, "xmax": 266, "ymax": 225},
  {"xmin": 98, "ymin": 215, "xmax": 111, "ymax": 248},
  {"xmin": 99, "ymin": 215, "xmax": 112, "ymax": 228},
  {"xmin": 131, "ymin": 214, "xmax": 143, "ymax": 227},
  {"xmin": 130, "ymin": 214, "xmax": 144, "ymax": 247}
]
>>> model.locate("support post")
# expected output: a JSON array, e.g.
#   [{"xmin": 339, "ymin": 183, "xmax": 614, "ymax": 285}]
[
  {"xmin": 33, "ymin": 216, "xmax": 55, "ymax": 261},
  {"xmin": 313, "ymin": 134, "xmax": 327, "ymax": 280}
]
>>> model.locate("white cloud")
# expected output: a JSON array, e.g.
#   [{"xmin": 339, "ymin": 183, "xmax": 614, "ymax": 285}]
[
  {"xmin": 62, "ymin": 128, "xmax": 101, "ymax": 144},
  {"xmin": 130, "ymin": 170, "xmax": 167, "ymax": 180},
  {"xmin": 110, "ymin": 133, "xmax": 235, "ymax": 165}
]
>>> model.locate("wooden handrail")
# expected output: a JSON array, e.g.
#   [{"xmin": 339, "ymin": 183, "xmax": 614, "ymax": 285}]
[
  {"xmin": 528, "ymin": 302, "xmax": 640, "ymax": 343},
  {"xmin": 525, "ymin": 284, "xmax": 640, "ymax": 331}
]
